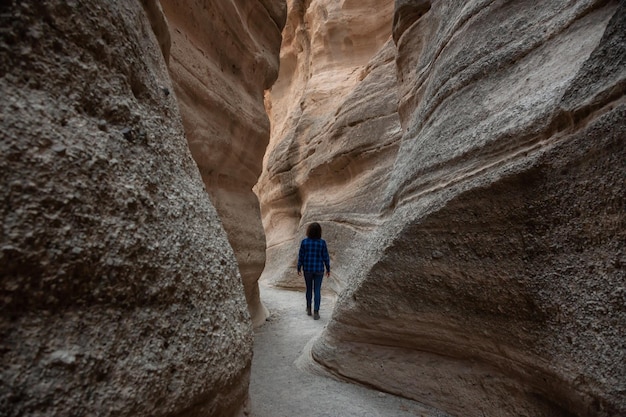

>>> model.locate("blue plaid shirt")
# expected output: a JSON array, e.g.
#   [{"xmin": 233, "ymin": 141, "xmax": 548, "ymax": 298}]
[{"xmin": 297, "ymin": 238, "xmax": 330, "ymax": 273}]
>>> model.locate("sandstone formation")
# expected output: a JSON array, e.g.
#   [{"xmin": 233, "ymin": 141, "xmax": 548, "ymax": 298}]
[
  {"xmin": 159, "ymin": 0, "xmax": 286, "ymax": 327},
  {"xmin": 259, "ymin": 0, "xmax": 626, "ymax": 416},
  {"xmin": 256, "ymin": 0, "xmax": 400, "ymax": 293},
  {"xmin": 0, "ymin": 1, "xmax": 254, "ymax": 416}
]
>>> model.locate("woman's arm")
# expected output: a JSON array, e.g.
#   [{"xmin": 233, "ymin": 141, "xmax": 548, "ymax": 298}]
[
  {"xmin": 322, "ymin": 240, "xmax": 330, "ymax": 276},
  {"xmin": 297, "ymin": 240, "xmax": 305, "ymax": 275}
]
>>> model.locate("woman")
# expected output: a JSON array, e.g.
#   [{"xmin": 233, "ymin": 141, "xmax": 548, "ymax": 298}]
[{"xmin": 297, "ymin": 222, "xmax": 330, "ymax": 320}]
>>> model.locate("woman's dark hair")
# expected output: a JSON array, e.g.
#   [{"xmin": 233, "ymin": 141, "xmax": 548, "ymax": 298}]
[{"xmin": 306, "ymin": 222, "xmax": 322, "ymax": 239}]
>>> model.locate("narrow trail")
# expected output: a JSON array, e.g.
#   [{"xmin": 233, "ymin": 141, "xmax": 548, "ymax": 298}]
[{"xmin": 248, "ymin": 283, "xmax": 450, "ymax": 417}]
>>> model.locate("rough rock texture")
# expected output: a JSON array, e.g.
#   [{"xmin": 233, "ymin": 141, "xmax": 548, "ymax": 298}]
[
  {"xmin": 159, "ymin": 0, "xmax": 286, "ymax": 327},
  {"xmin": 256, "ymin": 0, "xmax": 400, "ymax": 293},
  {"xmin": 260, "ymin": 0, "xmax": 625, "ymax": 416},
  {"xmin": 0, "ymin": 1, "xmax": 252, "ymax": 416}
]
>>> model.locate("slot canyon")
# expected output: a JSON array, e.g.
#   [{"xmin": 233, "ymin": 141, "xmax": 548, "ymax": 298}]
[{"xmin": 1, "ymin": 0, "xmax": 624, "ymax": 416}]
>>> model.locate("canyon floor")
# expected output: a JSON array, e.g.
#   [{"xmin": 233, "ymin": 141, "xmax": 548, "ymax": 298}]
[{"xmin": 249, "ymin": 283, "xmax": 452, "ymax": 417}]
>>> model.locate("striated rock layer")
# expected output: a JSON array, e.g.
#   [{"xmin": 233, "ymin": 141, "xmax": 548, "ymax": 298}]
[
  {"xmin": 0, "ymin": 1, "xmax": 253, "ymax": 416},
  {"xmin": 261, "ymin": 0, "xmax": 626, "ymax": 416},
  {"xmin": 159, "ymin": 0, "xmax": 286, "ymax": 327},
  {"xmin": 256, "ymin": 0, "xmax": 400, "ymax": 293}
]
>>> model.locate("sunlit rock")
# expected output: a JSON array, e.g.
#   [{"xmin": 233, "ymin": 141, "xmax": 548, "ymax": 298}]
[
  {"xmin": 160, "ymin": 0, "xmax": 286, "ymax": 327},
  {"xmin": 256, "ymin": 0, "xmax": 400, "ymax": 293}
]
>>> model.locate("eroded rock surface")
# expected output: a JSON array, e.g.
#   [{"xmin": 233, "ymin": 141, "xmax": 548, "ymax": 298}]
[
  {"xmin": 159, "ymin": 0, "xmax": 287, "ymax": 327},
  {"xmin": 1, "ymin": 1, "xmax": 252, "ymax": 416},
  {"xmin": 256, "ymin": 0, "xmax": 400, "ymax": 292},
  {"xmin": 260, "ymin": 0, "xmax": 625, "ymax": 416}
]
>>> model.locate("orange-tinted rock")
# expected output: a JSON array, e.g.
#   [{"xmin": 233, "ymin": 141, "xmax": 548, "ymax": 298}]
[
  {"xmin": 256, "ymin": 0, "xmax": 400, "ymax": 293},
  {"xmin": 160, "ymin": 0, "xmax": 286, "ymax": 327}
]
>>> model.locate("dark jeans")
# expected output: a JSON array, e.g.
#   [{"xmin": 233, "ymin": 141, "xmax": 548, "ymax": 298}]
[{"xmin": 303, "ymin": 271, "xmax": 324, "ymax": 311}]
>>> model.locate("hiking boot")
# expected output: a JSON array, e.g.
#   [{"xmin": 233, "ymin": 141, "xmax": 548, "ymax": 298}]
[
  {"xmin": 306, "ymin": 306, "xmax": 312, "ymax": 316},
  {"xmin": 313, "ymin": 310, "xmax": 320, "ymax": 320}
]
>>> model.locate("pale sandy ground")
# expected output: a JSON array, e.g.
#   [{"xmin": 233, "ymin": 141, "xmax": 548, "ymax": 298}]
[{"xmin": 248, "ymin": 283, "xmax": 452, "ymax": 417}]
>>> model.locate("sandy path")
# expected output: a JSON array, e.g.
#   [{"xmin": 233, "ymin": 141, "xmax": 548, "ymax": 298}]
[{"xmin": 248, "ymin": 283, "xmax": 450, "ymax": 417}]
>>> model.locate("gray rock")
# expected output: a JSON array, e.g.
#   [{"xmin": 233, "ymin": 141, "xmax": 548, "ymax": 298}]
[
  {"xmin": 259, "ymin": 1, "xmax": 626, "ymax": 416},
  {"xmin": 0, "ymin": 1, "xmax": 258, "ymax": 416}
]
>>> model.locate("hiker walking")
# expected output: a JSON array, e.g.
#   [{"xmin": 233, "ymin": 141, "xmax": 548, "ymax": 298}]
[{"xmin": 297, "ymin": 222, "xmax": 330, "ymax": 320}]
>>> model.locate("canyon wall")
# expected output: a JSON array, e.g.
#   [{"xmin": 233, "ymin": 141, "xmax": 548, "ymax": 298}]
[
  {"xmin": 159, "ymin": 0, "xmax": 286, "ymax": 327},
  {"xmin": 0, "ymin": 1, "xmax": 258, "ymax": 416},
  {"xmin": 256, "ymin": 0, "xmax": 400, "ymax": 293},
  {"xmin": 260, "ymin": 0, "xmax": 626, "ymax": 416}
]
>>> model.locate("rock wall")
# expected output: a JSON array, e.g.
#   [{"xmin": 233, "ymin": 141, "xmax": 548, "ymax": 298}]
[
  {"xmin": 159, "ymin": 0, "xmax": 286, "ymax": 327},
  {"xmin": 256, "ymin": 0, "xmax": 400, "ymax": 292},
  {"xmin": 261, "ymin": 0, "xmax": 626, "ymax": 416},
  {"xmin": 0, "ymin": 1, "xmax": 254, "ymax": 416}
]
